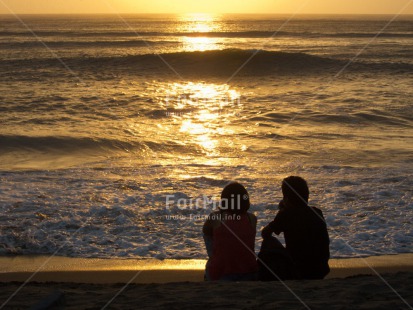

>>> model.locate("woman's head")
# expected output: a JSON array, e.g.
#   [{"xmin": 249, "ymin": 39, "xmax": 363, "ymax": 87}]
[{"xmin": 220, "ymin": 182, "xmax": 250, "ymax": 214}]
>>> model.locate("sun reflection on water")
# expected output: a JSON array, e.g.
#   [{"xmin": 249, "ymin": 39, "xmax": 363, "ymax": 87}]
[
  {"xmin": 182, "ymin": 37, "xmax": 220, "ymax": 52},
  {"xmin": 163, "ymin": 82, "xmax": 241, "ymax": 157},
  {"xmin": 178, "ymin": 13, "xmax": 221, "ymax": 32},
  {"xmin": 178, "ymin": 13, "xmax": 222, "ymax": 52},
  {"xmin": 124, "ymin": 81, "xmax": 244, "ymax": 168}
]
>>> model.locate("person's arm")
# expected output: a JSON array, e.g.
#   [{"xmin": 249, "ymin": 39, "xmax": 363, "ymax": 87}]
[
  {"xmin": 203, "ymin": 213, "xmax": 215, "ymax": 258},
  {"xmin": 247, "ymin": 212, "xmax": 257, "ymax": 230},
  {"xmin": 261, "ymin": 224, "xmax": 273, "ymax": 239},
  {"xmin": 202, "ymin": 215, "xmax": 214, "ymax": 237},
  {"xmin": 314, "ymin": 208, "xmax": 330, "ymax": 260},
  {"xmin": 203, "ymin": 211, "xmax": 221, "ymax": 237},
  {"xmin": 261, "ymin": 209, "xmax": 286, "ymax": 239}
]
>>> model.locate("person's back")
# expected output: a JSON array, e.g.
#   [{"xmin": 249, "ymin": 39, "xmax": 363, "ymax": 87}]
[
  {"xmin": 270, "ymin": 204, "xmax": 330, "ymax": 279},
  {"xmin": 261, "ymin": 176, "xmax": 330, "ymax": 280},
  {"xmin": 203, "ymin": 182, "xmax": 258, "ymax": 281},
  {"xmin": 208, "ymin": 212, "xmax": 257, "ymax": 281}
]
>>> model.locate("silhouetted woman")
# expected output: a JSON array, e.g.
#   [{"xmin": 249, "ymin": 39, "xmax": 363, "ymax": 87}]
[{"xmin": 203, "ymin": 182, "xmax": 258, "ymax": 281}]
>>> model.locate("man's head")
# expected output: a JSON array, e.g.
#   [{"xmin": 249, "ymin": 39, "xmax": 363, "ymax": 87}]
[
  {"xmin": 220, "ymin": 182, "xmax": 250, "ymax": 214},
  {"xmin": 281, "ymin": 176, "xmax": 309, "ymax": 207}
]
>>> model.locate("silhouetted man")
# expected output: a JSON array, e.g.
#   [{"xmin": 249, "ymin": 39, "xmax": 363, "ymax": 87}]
[{"xmin": 261, "ymin": 176, "xmax": 330, "ymax": 280}]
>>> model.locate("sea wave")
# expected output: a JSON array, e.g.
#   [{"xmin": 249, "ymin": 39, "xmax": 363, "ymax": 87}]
[
  {"xmin": 0, "ymin": 135, "xmax": 165, "ymax": 154},
  {"xmin": 0, "ymin": 39, "xmax": 173, "ymax": 49},
  {"xmin": 1, "ymin": 49, "xmax": 412, "ymax": 77},
  {"xmin": 0, "ymin": 49, "xmax": 346, "ymax": 76},
  {"xmin": 50, "ymin": 49, "xmax": 413, "ymax": 74}
]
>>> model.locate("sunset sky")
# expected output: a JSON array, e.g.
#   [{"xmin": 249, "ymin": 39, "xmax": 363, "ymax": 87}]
[{"xmin": 0, "ymin": 0, "xmax": 413, "ymax": 15}]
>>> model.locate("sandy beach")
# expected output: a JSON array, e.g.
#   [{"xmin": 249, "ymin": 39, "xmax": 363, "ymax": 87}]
[
  {"xmin": 0, "ymin": 273, "xmax": 412, "ymax": 309},
  {"xmin": 1, "ymin": 254, "xmax": 413, "ymax": 309}
]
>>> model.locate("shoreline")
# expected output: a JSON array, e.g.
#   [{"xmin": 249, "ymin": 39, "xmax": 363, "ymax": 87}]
[{"xmin": 1, "ymin": 253, "xmax": 413, "ymax": 283}]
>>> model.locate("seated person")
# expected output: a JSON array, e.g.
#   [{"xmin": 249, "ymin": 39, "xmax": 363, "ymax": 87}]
[
  {"xmin": 203, "ymin": 182, "xmax": 258, "ymax": 281},
  {"xmin": 257, "ymin": 200, "xmax": 299, "ymax": 281},
  {"xmin": 261, "ymin": 176, "xmax": 330, "ymax": 280}
]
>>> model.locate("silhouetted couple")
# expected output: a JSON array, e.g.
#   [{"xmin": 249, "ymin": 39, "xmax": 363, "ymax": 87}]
[{"xmin": 202, "ymin": 176, "xmax": 330, "ymax": 281}]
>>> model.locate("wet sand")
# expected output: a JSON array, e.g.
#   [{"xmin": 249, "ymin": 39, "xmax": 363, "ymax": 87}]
[
  {"xmin": 1, "ymin": 254, "xmax": 412, "ymax": 309},
  {"xmin": 1, "ymin": 254, "xmax": 413, "ymax": 283}
]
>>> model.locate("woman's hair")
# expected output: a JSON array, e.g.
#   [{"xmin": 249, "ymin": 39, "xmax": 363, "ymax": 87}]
[{"xmin": 220, "ymin": 182, "xmax": 250, "ymax": 214}]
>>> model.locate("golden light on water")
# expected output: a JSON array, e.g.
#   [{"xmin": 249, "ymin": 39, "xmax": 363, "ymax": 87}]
[
  {"xmin": 178, "ymin": 13, "xmax": 220, "ymax": 32},
  {"xmin": 180, "ymin": 120, "xmax": 209, "ymax": 135},
  {"xmin": 179, "ymin": 119, "xmax": 218, "ymax": 155},
  {"xmin": 131, "ymin": 14, "xmax": 241, "ymax": 160},
  {"xmin": 165, "ymin": 82, "xmax": 240, "ymax": 110},
  {"xmin": 125, "ymin": 81, "xmax": 243, "ymax": 165},
  {"xmin": 164, "ymin": 82, "xmax": 241, "ymax": 156},
  {"xmin": 182, "ymin": 37, "xmax": 219, "ymax": 52},
  {"xmin": 178, "ymin": 13, "xmax": 221, "ymax": 52}
]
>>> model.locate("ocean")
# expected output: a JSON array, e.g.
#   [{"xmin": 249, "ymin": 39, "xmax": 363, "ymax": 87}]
[{"xmin": 0, "ymin": 14, "xmax": 412, "ymax": 259}]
